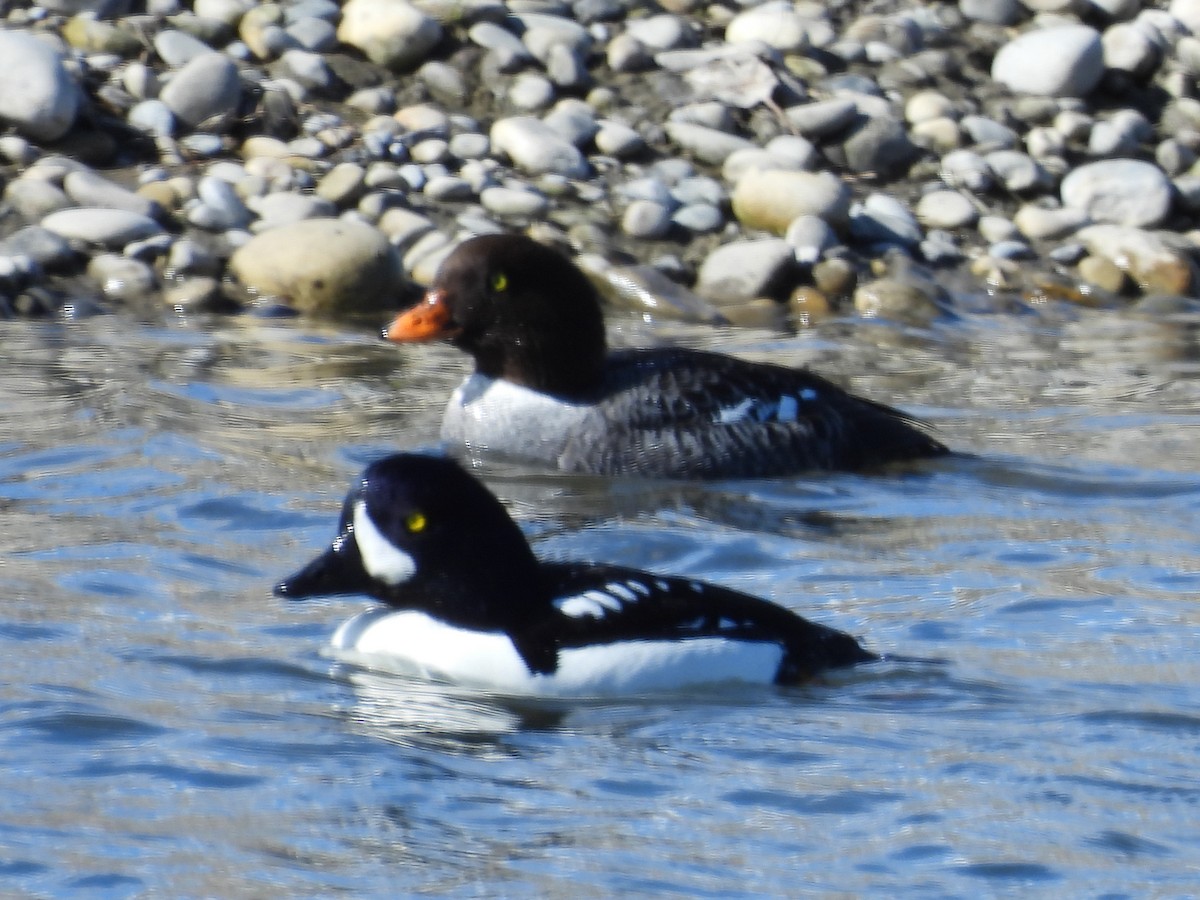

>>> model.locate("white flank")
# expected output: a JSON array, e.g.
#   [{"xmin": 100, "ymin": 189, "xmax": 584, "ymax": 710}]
[
  {"xmin": 352, "ymin": 501, "xmax": 416, "ymax": 585},
  {"xmin": 442, "ymin": 374, "xmax": 591, "ymax": 462},
  {"xmin": 329, "ymin": 608, "xmax": 785, "ymax": 697}
]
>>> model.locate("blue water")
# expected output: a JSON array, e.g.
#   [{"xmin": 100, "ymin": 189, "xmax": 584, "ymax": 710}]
[{"xmin": 2, "ymin": 307, "xmax": 1199, "ymax": 895}]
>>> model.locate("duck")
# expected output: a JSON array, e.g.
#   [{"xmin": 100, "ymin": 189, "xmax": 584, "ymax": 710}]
[
  {"xmin": 274, "ymin": 452, "xmax": 877, "ymax": 696},
  {"xmin": 383, "ymin": 233, "xmax": 948, "ymax": 479}
]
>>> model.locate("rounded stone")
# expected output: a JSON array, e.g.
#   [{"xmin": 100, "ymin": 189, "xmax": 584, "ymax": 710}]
[
  {"xmin": 229, "ymin": 217, "xmax": 402, "ymax": 314},
  {"xmin": 991, "ymin": 25, "xmax": 1104, "ymax": 98},
  {"xmin": 63, "ymin": 169, "xmax": 161, "ymax": 219},
  {"xmin": 732, "ymin": 169, "xmax": 852, "ymax": 234},
  {"xmin": 490, "ymin": 117, "xmax": 589, "ymax": 178},
  {"xmin": 622, "ymin": 199, "xmax": 674, "ymax": 238},
  {"xmin": 0, "ymin": 31, "xmax": 81, "ymax": 141},
  {"xmin": 853, "ymin": 277, "xmax": 941, "ymax": 321},
  {"xmin": 1013, "ymin": 204, "xmax": 1089, "ymax": 240},
  {"xmin": 87, "ymin": 254, "xmax": 158, "ymax": 302},
  {"xmin": 916, "ymin": 190, "xmax": 978, "ymax": 229},
  {"xmin": 337, "ymin": 0, "xmax": 442, "ymax": 70},
  {"xmin": 726, "ymin": 2, "xmax": 812, "ymax": 53},
  {"xmin": 480, "ymin": 186, "xmax": 550, "ymax": 219},
  {"xmin": 1061, "ymin": 159, "xmax": 1173, "ymax": 227},
  {"xmin": 41, "ymin": 208, "xmax": 165, "ymax": 248},
  {"xmin": 665, "ymin": 121, "xmax": 756, "ymax": 165},
  {"xmin": 159, "ymin": 52, "xmax": 242, "ymax": 130},
  {"xmin": 695, "ymin": 238, "xmax": 796, "ymax": 305}
]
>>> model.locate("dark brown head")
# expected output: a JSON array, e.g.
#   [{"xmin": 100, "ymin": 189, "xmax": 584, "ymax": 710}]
[{"xmin": 383, "ymin": 234, "xmax": 608, "ymax": 399}]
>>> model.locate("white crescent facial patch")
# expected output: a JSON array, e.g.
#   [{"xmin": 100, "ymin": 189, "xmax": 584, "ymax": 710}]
[{"xmin": 353, "ymin": 500, "xmax": 417, "ymax": 585}]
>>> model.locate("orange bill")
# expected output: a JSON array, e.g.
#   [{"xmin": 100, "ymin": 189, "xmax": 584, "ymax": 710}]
[{"xmin": 383, "ymin": 289, "xmax": 458, "ymax": 342}]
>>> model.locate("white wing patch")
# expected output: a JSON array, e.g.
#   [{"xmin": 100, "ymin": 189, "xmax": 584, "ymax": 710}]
[
  {"xmin": 713, "ymin": 392, "xmax": 815, "ymax": 425},
  {"xmin": 554, "ymin": 580, "xmax": 651, "ymax": 619},
  {"xmin": 353, "ymin": 501, "xmax": 416, "ymax": 585}
]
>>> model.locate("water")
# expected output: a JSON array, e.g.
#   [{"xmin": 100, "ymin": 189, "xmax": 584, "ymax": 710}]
[{"xmin": 2, "ymin": 304, "xmax": 1199, "ymax": 896}]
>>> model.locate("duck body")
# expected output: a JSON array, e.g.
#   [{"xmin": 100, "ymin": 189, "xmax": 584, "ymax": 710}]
[
  {"xmin": 275, "ymin": 453, "xmax": 876, "ymax": 697},
  {"xmin": 386, "ymin": 233, "xmax": 948, "ymax": 480}
]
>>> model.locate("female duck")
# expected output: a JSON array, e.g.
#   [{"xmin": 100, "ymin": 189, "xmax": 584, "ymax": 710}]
[{"xmin": 384, "ymin": 233, "xmax": 947, "ymax": 479}]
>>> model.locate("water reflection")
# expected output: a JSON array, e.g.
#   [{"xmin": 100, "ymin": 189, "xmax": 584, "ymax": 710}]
[{"xmin": 2, "ymin": 300, "xmax": 1200, "ymax": 895}]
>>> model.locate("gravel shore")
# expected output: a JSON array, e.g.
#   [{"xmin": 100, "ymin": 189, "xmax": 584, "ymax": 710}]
[{"xmin": 1, "ymin": 0, "xmax": 1199, "ymax": 326}]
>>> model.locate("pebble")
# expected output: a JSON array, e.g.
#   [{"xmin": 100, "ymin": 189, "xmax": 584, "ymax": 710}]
[
  {"xmin": 88, "ymin": 254, "xmax": 158, "ymax": 303},
  {"xmin": 622, "ymin": 200, "xmax": 674, "ymax": 238},
  {"xmin": 664, "ymin": 122, "xmax": 756, "ymax": 165},
  {"xmin": 850, "ymin": 194, "xmax": 923, "ymax": 248},
  {"xmin": 481, "ymin": 186, "xmax": 550, "ymax": 219},
  {"xmin": 229, "ymin": 218, "xmax": 402, "ymax": 314},
  {"xmin": 490, "ymin": 117, "xmax": 589, "ymax": 178},
  {"xmin": 695, "ymin": 238, "xmax": 795, "ymax": 305},
  {"xmin": 732, "ymin": 170, "xmax": 852, "ymax": 234},
  {"xmin": 991, "ymin": 25, "xmax": 1104, "ymax": 98},
  {"xmin": 725, "ymin": 2, "xmax": 813, "ymax": 53},
  {"xmin": 0, "ymin": 0, "xmax": 1195, "ymax": 323},
  {"xmin": 336, "ymin": 0, "xmax": 442, "ymax": 70},
  {"xmin": 0, "ymin": 31, "xmax": 80, "ymax": 142},
  {"xmin": 853, "ymin": 277, "xmax": 942, "ymax": 322},
  {"xmin": 1013, "ymin": 204, "xmax": 1090, "ymax": 241},
  {"xmin": 785, "ymin": 215, "xmax": 839, "ymax": 265},
  {"xmin": 916, "ymin": 190, "xmax": 978, "ymax": 230},
  {"xmin": 1060, "ymin": 159, "xmax": 1173, "ymax": 227},
  {"xmin": 41, "ymin": 209, "xmax": 165, "ymax": 248},
  {"xmin": 63, "ymin": 170, "xmax": 162, "ymax": 219},
  {"xmin": 1076, "ymin": 224, "xmax": 1193, "ymax": 294},
  {"xmin": 159, "ymin": 52, "xmax": 242, "ymax": 131}
]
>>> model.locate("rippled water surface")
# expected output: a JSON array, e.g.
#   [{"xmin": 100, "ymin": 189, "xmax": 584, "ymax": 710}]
[{"xmin": 3, "ymin": 304, "xmax": 1199, "ymax": 896}]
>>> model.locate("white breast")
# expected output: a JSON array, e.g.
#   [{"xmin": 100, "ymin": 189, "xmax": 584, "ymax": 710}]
[
  {"xmin": 440, "ymin": 374, "xmax": 592, "ymax": 466},
  {"xmin": 329, "ymin": 608, "xmax": 784, "ymax": 698}
]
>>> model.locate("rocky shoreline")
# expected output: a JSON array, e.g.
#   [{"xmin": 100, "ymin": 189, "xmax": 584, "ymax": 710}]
[{"xmin": 1, "ymin": 0, "xmax": 1199, "ymax": 327}]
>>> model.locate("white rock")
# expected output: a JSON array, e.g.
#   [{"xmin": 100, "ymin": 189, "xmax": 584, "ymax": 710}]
[
  {"xmin": 625, "ymin": 14, "xmax": 694, "ymax": 51},
  {"xmin": 850, "ymin": 194, "xmax": 922, "ymax": 247},
  {"xmin": 128, "ymin": 100, "xmax": 175, "ymax": 137},
  {"xmin": 622, "ymin": 200, "xmax": 674, "ymax": 238},
  {"xmin": 1102, "ymin": 22, "xmax": 1162, "ymax": 78},
  {"xmin": 696, "ymin": 238, "xmax": 795, "ymax": 304},
  {"xmin": 1169, "ymin": 0, "xmax": 1200, "ymax": 34},
  {"xmin": 732, "ymin": 169, "xmax": 852, "ymax": 233},
  {"xmin": 229, "ymin": 217, "xmax": 401, "ymax": 313},
  {"xmin": 1013, "ymin": 204, "xmax": 1089, "ymax": 240},
  {"xmin": 664, "ymin": 121, "xmax": 756, "ymax": 165},
  {"xmin": 960, "ymin": 0, "xmax": 1022, "ymax": 25},
  {"xmin": 0, "ymin": 31, "xmax": 81, "ymax": 142},
  {"xmin": 159, "ymin": 52, "xmax": 242, "ymax": 130},
  {"xmin": 490, "ymin": 117, "xmax": 589, "ymax": 178},
  {"xmin": 785, "ymin": 215, "xmax": 838, "ymax": 264},
  {"xmin": 88, "ymin": 254, "xmax": 158, "ymax": 302},
  {"xmin": 63, "ymin": 170, "xmax": 161, "ymax": 219},
  {"xmin": 595, "ymin": 121, "xmax": 645, "ymax": 157},
  {"xmin": 153, "ymin": 29, "xmax": 213, "ymax": 67},
  {"xmin": 916, "ymin": 190, "xmax": 978, "ymax": 229},
  {"xmin": 42, "ymin": 208, "xmax": 165, "ymax": 248},
  {"xmin": 726, "ymin": 1, "xmax": 812, "ymax": 53},
  {"xmin": 1061, "ymin": 159, "xmax": 1173, "ymax": 227},
  {"xmin": 337, "ymin": 0, "xmax": 442, "ymax": 70},
  {"xmin": 991, "ymin": 25, "xmax": 1104, "ymax": 98},
  {"xmin": 480, "ymin": 186, "xmax": 549, "ymax": 219}
]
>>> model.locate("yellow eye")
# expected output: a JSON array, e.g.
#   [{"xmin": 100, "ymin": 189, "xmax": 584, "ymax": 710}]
[
  {"xmin": 405, "ymin": 511, "xmax": 427, "ymax": 533},
  {"xmin": 491, "ymin": 271, "xmax": 508, "ymax": 292}
]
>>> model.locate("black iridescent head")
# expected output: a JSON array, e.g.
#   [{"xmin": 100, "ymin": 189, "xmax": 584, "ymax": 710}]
[{"xmin": 274, "ymin": 453, "xmax": 545, "ymax": 630}]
